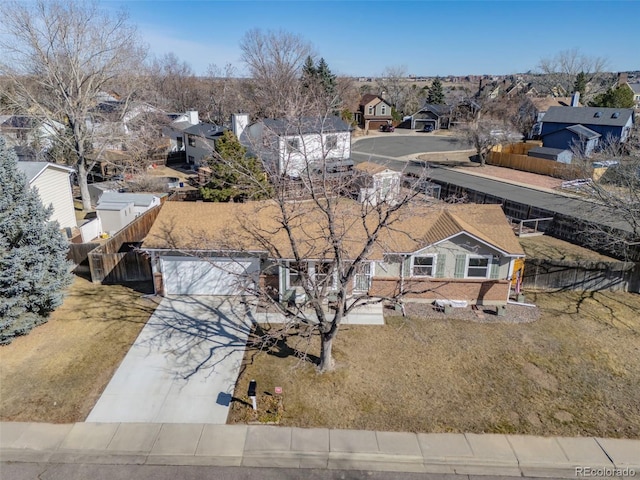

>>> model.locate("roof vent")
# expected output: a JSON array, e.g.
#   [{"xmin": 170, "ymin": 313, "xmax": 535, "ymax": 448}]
[
  {"xmin": 594, "ymin": 112, "xmax": 602, "ymax": 118},
  {"xmin": 612, "ymin": 112, "xmax": 620, "ymax": 118}
]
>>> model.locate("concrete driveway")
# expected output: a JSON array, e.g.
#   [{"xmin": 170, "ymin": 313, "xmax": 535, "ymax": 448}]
[{"xmin": 86, "ymin": 296, "xmax": 254, "ymax": 424}]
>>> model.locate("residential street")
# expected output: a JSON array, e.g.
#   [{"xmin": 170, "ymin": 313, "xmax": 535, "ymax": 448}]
[
  {"xmin": 351, "ymin": 137, "xmax": 633, "ymax": 233},
  {"xmin": 0, "ymin": 463, "xmax": 557, "ymax": 480}
]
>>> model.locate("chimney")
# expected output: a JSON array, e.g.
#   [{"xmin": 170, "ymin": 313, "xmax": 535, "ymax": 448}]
[
  {"xmin": 187, "ymin": 110, "xmax": 199, "ymax": 125},
  {"xmin": 618, "ymin": 72, "xmax": 628, "ymax": 86},
  {"xmin": 231, "ymin": 113, "xmax": 249, "ymax": 139},
  {"xmin": 571, "ymin": 92, "xmax": 580, "ymax": 107}
]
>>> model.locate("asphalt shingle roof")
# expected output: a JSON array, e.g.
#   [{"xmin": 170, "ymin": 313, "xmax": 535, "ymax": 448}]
[
  {"xmin": 142, "ymin": 201, "xmax": 524, "ymax": 258},
  {"xmin": 261, "ymin": 116, "xmax": 351, "ymax": 136},
  {"xmin": 541, "ymin": 106, "xmax": 634, "ymax": 127}
]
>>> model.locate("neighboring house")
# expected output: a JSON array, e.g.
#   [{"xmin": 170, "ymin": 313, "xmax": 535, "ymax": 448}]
[
  {"xmin": 16, "ymin": 161, "xmax": 76, "ymax": 232},
  {"xmin": 355, "ymin": 94, "xmax": 394, "ymax": 131},
  {"xmin": 183, "ymin": 121, "xmax": 225, "ymax": 167},
  {"xmin": 141, "ymin": 201, "xmax": 524, "ymax": 306},
  {"xmin": 96, "ymin": 192, "xmax": 161, "ymax": 234},
  {"xmin": 623, "ymin": 83, "xmax": 640, "ymax": 110},
  {"xmin": 411, "ymin": 103, "xmax": 453, "ymax": 130},
  {"xmin": 541, "ymin": 124, "xmax": 601, "ymax": 158},
  {"xmin": 529, "ymin": 96, "xmax": 577, "ymax": 138},
  {"xmin": 163, "ymin": 110, "xmax": 199, "ymax": 153},
  {"xmin": 540, "ymin": 106, "xmax": 635, "ymax": 147},
  {"xmin": 237, "ymin": 116, "xmax": 353, "ymax": 178},
  {"xmin": 353, "ymin": 162, "xmax": 402, "ymax": 206},
  {"xmin": 0, "ymin": 115, "xmax": 63, "ymax": 154}
]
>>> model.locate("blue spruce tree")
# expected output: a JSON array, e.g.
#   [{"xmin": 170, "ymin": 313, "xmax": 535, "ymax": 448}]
[{"xmin": 0, "ymin": 137, "xmax": 73, "ymax": 344}]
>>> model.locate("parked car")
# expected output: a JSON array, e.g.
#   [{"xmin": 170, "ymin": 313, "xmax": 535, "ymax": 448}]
[
  {"xmin": 419, "ymin": 124, "xmax": 434, "ymax": 133},
  {"xmin": 379, "ymin": 123, "xmax": 395, "ymax": 132}
]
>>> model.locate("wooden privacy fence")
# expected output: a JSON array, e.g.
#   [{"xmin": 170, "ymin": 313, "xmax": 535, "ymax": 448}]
[
  {"xmin": 488, "ymin": 142, "xmax": 592, "ymax": 179},
  {"xmin": 523, "ymin": 259, "xmax": 639, "ymax": 293},
  {"xmin": 88, "ymin": 205, "xmax": 162, "ymax": 284}
]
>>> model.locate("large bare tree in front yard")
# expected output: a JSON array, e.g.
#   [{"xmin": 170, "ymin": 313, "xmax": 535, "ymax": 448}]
[{"xmin": 0, "ymin": 0, "xmax": 146, "ymax": 210}]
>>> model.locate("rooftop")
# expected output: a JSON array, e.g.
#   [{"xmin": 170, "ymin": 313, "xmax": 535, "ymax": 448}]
[{"xmin": 142, "ymin": 201, "xmax": 524, "ymax": 258}]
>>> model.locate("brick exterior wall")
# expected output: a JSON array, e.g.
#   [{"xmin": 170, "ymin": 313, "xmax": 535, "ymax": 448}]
[{"xmin": 369, "ymin": 277, "xmax": 511, "ymax": 305}]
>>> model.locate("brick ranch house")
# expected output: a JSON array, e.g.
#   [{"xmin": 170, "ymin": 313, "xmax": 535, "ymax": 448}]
[{"xmin": 141, "ymin": 201, "xmax": 524, "ymax": 306}]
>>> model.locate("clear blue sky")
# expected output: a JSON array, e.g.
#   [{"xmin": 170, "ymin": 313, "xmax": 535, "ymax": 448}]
[{"xmin": 108, "ymin": 0, "xmax": 639, "ymax": 77}]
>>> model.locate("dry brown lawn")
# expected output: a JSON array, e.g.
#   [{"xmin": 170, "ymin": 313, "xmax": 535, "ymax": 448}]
[
  {"xmin": 0, "ymin": 276, "xmax": 157, "ymax": 423},
  {"xmin": 519, "ymin": 235, "xmax": 618, "ymax": 262},
  {"xmin": 229, "ymin": 290, "xmax": 640, "ymax": 438}
]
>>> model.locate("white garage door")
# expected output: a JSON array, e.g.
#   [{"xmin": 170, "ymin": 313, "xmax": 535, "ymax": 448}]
[{"xmin": 161, "ymin": 257, "xmax": 260, "ymax": 295}]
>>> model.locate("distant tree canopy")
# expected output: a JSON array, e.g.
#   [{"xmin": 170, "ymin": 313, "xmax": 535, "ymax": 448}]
[
  {"xmin": 0, "ymin": 137, "xmax": 73, "ymax": 345},
  {"xmin": 589, "ymin": 85, "xmax": 635, "ymax": 109},
  {"xmin": 200, "ymin": 131, "xmax": 272, "ymax": 202},
  {"xmin": 573, "ymin": 71, "xmax": 587, "ymax": 98},
  {"xmin": 426, "ymin": 77, "xmax": 445, "ymax": 104}
]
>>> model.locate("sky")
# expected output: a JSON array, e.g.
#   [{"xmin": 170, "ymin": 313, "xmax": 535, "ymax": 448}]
[{"xmin": 107, "ymin": 0, "xmax": 640, "ymax": 77}]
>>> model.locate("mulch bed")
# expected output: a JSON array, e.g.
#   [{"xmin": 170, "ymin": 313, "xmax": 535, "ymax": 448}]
[{"xmin": 388, "ymin": 301, "xmax": 540, "ymax": 324}]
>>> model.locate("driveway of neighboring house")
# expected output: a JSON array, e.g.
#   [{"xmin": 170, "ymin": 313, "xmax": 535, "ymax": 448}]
[{"xmin": 86, "ymin": 296, "xmax": 254, "ymax": 424}]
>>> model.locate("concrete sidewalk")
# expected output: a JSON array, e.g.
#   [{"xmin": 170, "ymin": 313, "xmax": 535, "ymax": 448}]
[{"xmin": 2, "ymin": 422, "xmax": 638, "ymax": 478}]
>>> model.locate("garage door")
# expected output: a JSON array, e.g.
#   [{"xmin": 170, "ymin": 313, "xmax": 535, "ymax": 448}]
[{"xmin": 161, "ymin": 257, "xmax": 260, "ymax": 295}]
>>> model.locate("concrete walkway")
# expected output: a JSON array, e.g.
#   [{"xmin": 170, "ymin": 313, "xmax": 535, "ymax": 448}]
[
  {"xmin": 2, "ymin": 422, "xmax": 638, "ymax": 478},
  {"xmin": 251, "ymin": 303, "xmax": 385, "ymax": 325},
  {"xmin": 87, "ymin": 296, "xmax": 254, "ymax": 424}
]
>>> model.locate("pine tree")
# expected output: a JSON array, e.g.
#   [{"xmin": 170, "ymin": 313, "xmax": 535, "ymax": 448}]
[
  {"xmin": 200, "ymin": 131, "xmax": 272, "ymax": 202},
  {"xmin": 589, "ymin": 85, "xmax": 635, "ymax": 109},
  {"xmin": 301, "ymin": 55, "xmax": 317, "ymax": 91},
  {"xmin": 316, "ymin": 57, "xmax": 336, "ymax": 98},
  {"xmin": 573, "ymin": 71, "xmax": 587, "ymax": 98},
  {"xmin": 426, "ymin": 77, "xmax": 445, "ymax": 104},
  {"xmin": 0, "ymin": 137, "xmax": 73, "ymax": 344}
]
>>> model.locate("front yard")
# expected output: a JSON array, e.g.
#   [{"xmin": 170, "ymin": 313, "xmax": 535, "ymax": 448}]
[
  {"xmin": 229, "ymin": 290, "xmax": 640, "ymax": 438},
  {"xmin": 0, "ymin": 276, "xmax": 157, "ymax": 423}
]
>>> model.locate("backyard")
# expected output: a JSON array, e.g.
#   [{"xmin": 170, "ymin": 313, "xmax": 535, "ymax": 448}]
[
  {"xmin": 0, "ymin": 276, "xmax": 157, "ymax": 423},
  {"xmin": 229, "ymin": 290, "xmax": 640, "ymax": 438}
]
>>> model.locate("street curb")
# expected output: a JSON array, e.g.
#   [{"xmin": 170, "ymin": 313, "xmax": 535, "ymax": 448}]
[{"xmin": 2, "ymin": 422, "xmax": 639, "ymax": 478}]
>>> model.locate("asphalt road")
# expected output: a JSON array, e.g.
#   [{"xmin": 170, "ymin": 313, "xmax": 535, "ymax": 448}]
[
  {"xmin": 0, "ymin": 463, "xmax": 556, "ymax": 480},
  {"xmin": 351, "ymin": 138, "xmax": 631, "ymax": 233},
  {"xmin": 353, "ymin": 134, "xmax": 471, "ymax": 158}
]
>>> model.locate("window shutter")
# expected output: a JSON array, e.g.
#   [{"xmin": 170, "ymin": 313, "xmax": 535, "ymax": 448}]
[
  {"xmin": 490, "ymin": 258, "xmax": 500, "ymax": 279},
  {"xmin": 436, "ymin": 254, "xmax": 446, "ymax": 278},
  {"xmin": 454, "ymin": 255, "xmax": 466, "ymax": 278}
]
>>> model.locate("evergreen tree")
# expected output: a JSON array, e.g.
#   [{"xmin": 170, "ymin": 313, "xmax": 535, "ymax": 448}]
[
  {"xmin": 426, "ymin": 77, "xmax": 445, "ymax": 104},
  {"xmin": 200, "ymin": 131, "xmax": 272, "ymax": 202},
  {"xmin": 301, "ymin": 55, "xmax": 317, "ymax": 91},
  {"xmin": 589, "ymin": 85, "xmax": 635, "ymax": 109},
  {"xmin": 0, "ymin": 137, "xmax": 73, "ymax": 345},
  {"xmin": 316, "ymin": 57, "xmax": 337, "ymax": 98},
  {"xmin": 573, "ymin": 71, "xmax": 587, "ymax": 98}
]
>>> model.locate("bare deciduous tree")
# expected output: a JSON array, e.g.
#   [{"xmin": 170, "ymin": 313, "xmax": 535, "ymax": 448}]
[
  {"xmin": 239, "ymin": 28, "xmax": 314, "ymax": 118},
  {"xmin": 537, "ymin": 48, "xmax": 609, "ymax": 101},
  {"xmin": 377, "ymin": 65, "xmax": 409, "ymax": 114},
  {"xmin": 0, "ymin": 0, "xmax": 147, "ymax": 210}
]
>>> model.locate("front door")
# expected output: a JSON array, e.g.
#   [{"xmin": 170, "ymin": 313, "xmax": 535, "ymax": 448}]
[{"xmin": 354, "ymin": 262, "xmax": 372, "ymax": 292}]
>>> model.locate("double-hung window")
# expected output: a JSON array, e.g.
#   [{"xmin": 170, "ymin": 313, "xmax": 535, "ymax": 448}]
[
  {"xmin": 466, "ymin": 256, "xmax": 490, "ymax": 278},
  {"xmin": 412, "ymin": 255, "xmax": 435, "ymax": 277}
]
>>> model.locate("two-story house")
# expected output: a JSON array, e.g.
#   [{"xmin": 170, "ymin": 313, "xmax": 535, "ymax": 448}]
[
  {"xmin": 183, "ymin": 122, "xmax": 226, "ymax": 167},
  {"xmin": 237, "ymin": 115, "xmax": 353, "ymax": 178},
  {"xmin": 355, "ymin": 94, "xmax": 394, "ymax": 131},
  {"xmin": 530, "ymin": 106, "xmax": 635, "ymax": 162}
]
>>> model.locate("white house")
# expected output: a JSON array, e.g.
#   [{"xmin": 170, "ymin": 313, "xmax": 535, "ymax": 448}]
[
  {"xmin": 237, "ymin": 115, "xmax": 353, "ymax": 178},
  {"xmin": 16, "ymin": 161, "xmax": 77, "ymax": 232},
  {"xmin": 96, "ymin": 192, "xmax": 161, "ymax": 235}
]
